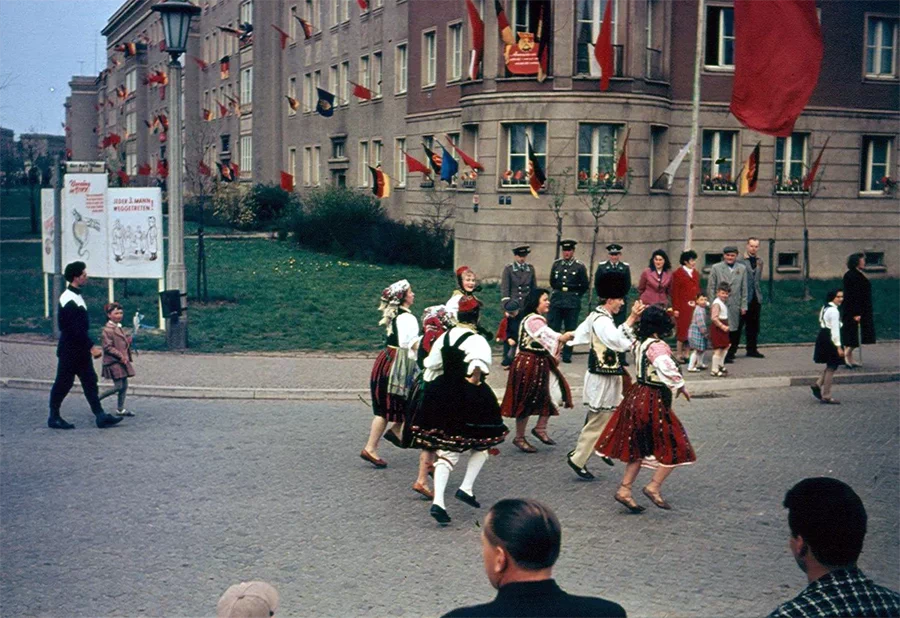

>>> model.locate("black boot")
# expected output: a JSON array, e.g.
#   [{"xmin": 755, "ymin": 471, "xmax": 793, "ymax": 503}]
[
  {"xmin": 95, "ymin": 413, "xmax": 123, "ymax": 428},
  {"xmin": 48, "ymin": 412, "xmax": 75, "ymax": 430}
]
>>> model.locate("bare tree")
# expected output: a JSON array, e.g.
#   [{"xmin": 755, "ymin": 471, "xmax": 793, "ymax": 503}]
[
  {"xmin": 415, "ymin": 179, "xmax": 455, "ymax": 234},
  {"xmin": 183, "ymin": 122, "xmax": 221, "ymax": 303},
  {"xmin": 790, "ymin": 166, "xmax": 826, "ymax": 301},
  {"xmin": 764, "ymin": 193, "xmax": 786, "ymax": 303},
  {"xmin": 544, "ymin": 167, "xmax": 572, "ymax": 260},
  {"xmin": 581, "ymin": 174, "xmax": 631, "ymax": 307}
]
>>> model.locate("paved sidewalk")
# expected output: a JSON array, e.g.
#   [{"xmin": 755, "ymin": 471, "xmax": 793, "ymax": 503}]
[{"xmin": 1, "ymin": 335, "xmax": 897, "ymax": 400}]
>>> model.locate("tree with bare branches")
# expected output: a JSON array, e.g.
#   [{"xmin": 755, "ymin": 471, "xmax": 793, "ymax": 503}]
[
  {"xmin": 580, "ymin": 176, "xmax": 631, "ymax": 306},
  {"xmin": 544, "ymin": 167, "xmax": 573, "ymax": 260}
]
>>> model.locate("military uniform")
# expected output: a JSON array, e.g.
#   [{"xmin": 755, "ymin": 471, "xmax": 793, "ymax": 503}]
[
  {"xmin": 548, "ymin": 240, "xmax": 589, "ymax": 363},
  {"xmin": 500, "ymin": 245, "xmax": 536, "ymax": 311}
]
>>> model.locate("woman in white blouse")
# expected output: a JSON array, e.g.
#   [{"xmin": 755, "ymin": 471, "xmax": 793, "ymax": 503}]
[{"xmin": 812, "ymin": 289, "xmax": 845, "ymax": 404}]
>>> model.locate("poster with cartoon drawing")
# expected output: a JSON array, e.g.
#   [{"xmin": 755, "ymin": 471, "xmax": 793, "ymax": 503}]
[
  {"xmin": 40, "ymin": 189, "xmax": 57, "ymax": 274},
  {"xmin": 62, "ymin": 173, "xmax": 110, "ymax": 277},
  {"xmin": 108, "ymin": 188, "xmax": 164, "ymax": 279}
]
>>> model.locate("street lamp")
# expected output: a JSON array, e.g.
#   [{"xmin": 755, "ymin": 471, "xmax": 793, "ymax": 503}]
[{"xmin": 152, "ymin": 0, "xmax": 200, "ymax": 349}]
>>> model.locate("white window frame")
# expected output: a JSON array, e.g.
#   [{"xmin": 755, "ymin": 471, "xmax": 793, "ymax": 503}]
[
  {"xmin": 126, "ymin": 112, "xmax": 137, "ymax": 139},
  {"xmin": 303, "ymin": 146, "xmax": 312, "ymax": 185},
  {"xmin": 288, "ymin": 76, "xmax": 298, "ymax": 116},
  {"xmin": 332, "ymin": 137, "xmax": 345, "ymax": 159},
  {"xmin": 861, "ymin": 135, "xmax": 894, "ymax": 194},
  {"xmin": 774, "ymin": 133, "xmax": 809, "ymax": 193},
  {"xmin": 313, "ymin": 145, "xmax": 321, "ymax": 185},
  {"xmin": 447, "ymin": 21, "xmax": 463, "ymax": 82},
  {"xmin": 701, "ymin": 129, "xmax": 738, "ymax": 192},
  {"xmin": 304, "ymin": 0, "xmax": 314, "ymax": 22},
  {"xmin": 126, "ymin": 151, "xmax": 137, "ymax": 176},
  {"xmin": 423, "ymin": 30, "xmax": 437, "ymax": 88},
  {"xmin": 289, "ymin": 5, "xmax": 298, "ymax": 39},
  {"xmin": 395, "ymin": 42, "xmax": 408, "ymax": 94},
  {"xmin": 342, "ymin": 0, "xmax": 350, "ymax": 23},
  {"xmin": 339, "ymin": 61, "xmax": 349, "ymax": 105},
  {"xmin": 576, "ymin": 0, "xmax": 618, "ymax": 76},
  {"xmin": 331, "ymin": 0, "xmax": 339, "ymax": 26},
  {"xmin": 359, "ymin": 140, "xmax": 370, "ymax": 187},
  {"xmin": 289, "ymin": 147, "xmax": 297, "ymax": 184},
  {"xmin": 359, "ymin": 54, "xmax": 370, "ymax": 91},
  {"xmin": 240, "ymin": 0, "xmax": 253, "ymax": 26},
  {"xmin": 372, "ymin": 139, "xmax": 383, "ymax": 170},
  {"xmin": 125, "ymin": 69, "xmax": 137, "ymax": 95},
  {"xmin": 704, "ymin": 5, "xmax": 735, "ymax": 70},
  {"xmin": 502, "ymin": 122, "xmax": 547, "ymax": 188},
  {"xmin": 240, "ymin": 66, "xmax": 253, "ymax": 106},
  {"xmin": 372, "ymin": 51, "xmax": 383, "ymax": 98},
  {"xmin": 395, "ymin": 136, "xmax": 407, "ymax": 187},
  {"xmin": 303, "ymin": 73, "xmax": 312, "ymax": 112},
  {"xmin": 240, "ymin": 135, "xmax": 253, "ymax": 176},
  {"xmin": 865, "ymin": 16, "xmax": 899, "ymax": 79},
  {"xmin": 329, "ymin": 64, "xmax": 338, "ymax": 94},
  {"xmin": 577, "ymin": 123, "xmax": 625, "ymax": 189}
]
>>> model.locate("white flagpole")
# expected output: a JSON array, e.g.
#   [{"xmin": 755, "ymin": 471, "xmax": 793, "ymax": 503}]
[{"xmin": 684, "ymin": 0, "xmax": 705, "ymax": 250}]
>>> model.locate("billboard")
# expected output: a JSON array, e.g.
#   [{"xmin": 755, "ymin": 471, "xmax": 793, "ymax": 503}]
[
  {"xmin": 61, "ymin": 173, "xmax": 110, "ymax": 277},
  {"xmin": 108, "ymin": 188, "xmax": 164, "ymax": 279}
]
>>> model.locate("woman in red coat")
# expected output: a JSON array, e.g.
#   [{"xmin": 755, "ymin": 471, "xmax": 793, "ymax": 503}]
[{"xmin": 671, "ymin": 250, "xmax": 701, "ymax": 363}]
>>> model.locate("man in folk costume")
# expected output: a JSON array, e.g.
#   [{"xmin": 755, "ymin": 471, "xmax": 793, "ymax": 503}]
[
  {"xmin": 565, "ymin": 271, "xmax": 644, "ymax": 480},
  {"xmin": 500, "ymin": 245, "xmax": 536, "ymax": 311},
  {"xmin": 706, "ymin": 246, "xmax": 748, "ymax": 364},
  {"xmin": 548, "ymin": 239, "xmax": 590, "ymax": 364},
  {"xmin": 595, "ymin": 243, "xmax": 632, "ymax": 365}
]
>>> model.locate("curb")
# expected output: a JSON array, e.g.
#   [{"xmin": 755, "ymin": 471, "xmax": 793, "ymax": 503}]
[{"xmin": 2, "ymin": 372, "xmax": 897, "ymax": 402}]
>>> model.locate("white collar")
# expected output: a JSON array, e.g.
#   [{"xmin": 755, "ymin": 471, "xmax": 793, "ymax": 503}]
[{"xmin": 682, "ymin": 265, "xmax": 693, "ymax": 274}]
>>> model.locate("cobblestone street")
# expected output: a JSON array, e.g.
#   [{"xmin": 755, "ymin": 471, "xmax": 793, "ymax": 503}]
[{"xmin": 1, "ymin": 383, "xmax": 898, "ymax": 617}]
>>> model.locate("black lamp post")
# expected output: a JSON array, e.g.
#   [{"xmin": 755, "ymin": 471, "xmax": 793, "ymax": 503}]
[{"xmin": 152, "ymin": 0, "xmax": 200, "ymax": 349}]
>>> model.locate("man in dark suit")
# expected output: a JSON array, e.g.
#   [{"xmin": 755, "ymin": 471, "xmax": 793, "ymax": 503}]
[
  {"xmin": 736, "ymin": 237, "xmax": 765, "ymax": 358},
  {"xmin": 442, "ymin": 499, "xmax": 626, "ymax": 618},
  {"xmin": 548, "ymin": 240, "xmax": 590, "ymax": 363},
  {"xmin": 47, "ymin": 261, "xmax": 123, "ymax": 430}
]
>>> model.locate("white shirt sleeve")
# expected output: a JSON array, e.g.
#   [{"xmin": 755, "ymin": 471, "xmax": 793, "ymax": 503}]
[
  {"xmin": 460, "ymin": 332, "xmax": 493, "ymax": 376},
  {"xmin": 646, "ymin": 342, "xmax": 685, "ymax": 391},
  {"xmin": 595, "ymin": 316, "xmax": 635, "ymax": 353},
  {"xmin": 445, "ymin": 293, "xmax": 462, "ymax": 319},
  {"xmin": 422, "ymin": 332, "xmax": 446, "ymax": 381},
  {"xmin": 569, "ymin": 312, "xmax": 595, "ymax": 346},
  {"xmin": 524, "ymin": 315, "xmax": 563, "ymax": 357},
  {"xmin": 395, "ymin": 313, "xmax": 420, "ymax": 359},
  {"xmin": 824, "ymin": 305, "xmax": 842, "ymax": 348}
]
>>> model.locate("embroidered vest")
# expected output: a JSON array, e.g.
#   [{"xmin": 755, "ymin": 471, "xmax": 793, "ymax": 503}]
[
  {"xmin": 517, "ymin": 313, "xmax": 549, "ymax": 355},
  {"xmin": 587, "ymin": 309, "xmax": 624, "ymax": 375},
  {"xmin": 635, "ymin": 338, "xmax": 666, "ymax": 388}
]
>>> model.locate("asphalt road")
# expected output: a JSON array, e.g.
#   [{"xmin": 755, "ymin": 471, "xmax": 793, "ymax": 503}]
[{"xmin": 1, "ymin": 383, "xmax": 898, "ymax": 617}]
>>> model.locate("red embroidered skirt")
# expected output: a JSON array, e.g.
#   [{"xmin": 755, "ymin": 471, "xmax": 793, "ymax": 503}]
[
  {"xmin": 595, "ymin": 383, "xmax": 696, "ymax": 466},
  {"xmin": 370, "ymin": 348, "xmax": 407, "ymax": 423},
  {"xmin": 500, "ymin": 351, "xmax": 573, "ymax": 419}
]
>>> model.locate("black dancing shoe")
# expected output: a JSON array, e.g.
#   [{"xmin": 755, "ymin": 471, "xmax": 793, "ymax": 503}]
[
  {"xmin": 600, "ymin": 456, "xmax": 615, "ymax": 467},
  {"xmin": 48, "ymin": 416, "xmax": 75, "ymax": 430},
  {"xmin": 455, "ymin": 489, "xmax": 481, "ymax": 508},
  {"xmin": 810, "ymin": 384, "xmax": 822, "ymax": 400},
  {"xmin": 566, "ymin": 451, "xmax": 595, "ymax": 480},
  {"xmin": 95, "ymin": 413, "xmax": 123, "ymax": 428},
  {"xmin": 430, "ymin": 504, "xmax": 452, "ymax": 525},
  {"xmin": 382, "ymin": 430, "xmax": 402, "ymax": 448},
  {"xmin": 746, "ymin": 351, "xmax": 765, "ymax": 358}
]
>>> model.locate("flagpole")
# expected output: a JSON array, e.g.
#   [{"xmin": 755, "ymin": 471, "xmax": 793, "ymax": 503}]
[{"xmin": 683, "ymin": 0, "xmax": 705, "ymax": 250}]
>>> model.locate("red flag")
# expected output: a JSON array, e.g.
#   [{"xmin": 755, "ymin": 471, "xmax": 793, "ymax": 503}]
[
  {"xmin": 159, "ymin": 85, "xmax": 166, "ymax": 101},
  {"xmin": 108, "ymin": 133, "xmax": 122, "ymax": 147},
  {"xmin": 116, "ymin": 169, "xmax": 130, "ymax": 186},
  {"xmin": 199, "ymin": 161, "xmax": 211, "ymax": 177},
  {"xmin": 357, "ymin": 0, "xmax": 368, "ymax": 10},
  {"xmin": 137, "ymin": 163, "xmax": 152, "ymax": 176},
  {"xmin": 281, "ymin": 171, "xmax": 294, "ymax": 191},
  {"xmin": 272, "ymin": 24, "xmax": 291, "ymax": 50},
  {"xmin": 158, "ymin": 39, "xmax": 166, "ymax": 52},
  {"xmin": 225, "ymin": 94, "xmax": 241, "ymax": 112},
  {"xmin": 615, "ymin": 129, "xmax": 630, "ymax": 179},
  {"xmin": 192, "ymin": 56, "xmax": 209, "ymax": 71},
  {"xmin": 802, "ymin": 136, "xmax": 829, "ymax": 191},
  {"xmin": 535, "ymin": 1, "xmax": 550, "ymax": 82},
  {"xmin": 495, "ymin": 0, "xmax": 515, "ymax": 46},
  {"xmin": 217, "ymin": 162, "xmax": 233, "ymax": 182},
  {"xmin": 294, "ymin": 15, "xmax": 314, "ymax": 40},
  {"xmin": 218, "ymin": 100, "xmax": 229, "ymax": 117},
  {"xmin": 158, "ymin": 114, "xmax": 169, "ymax": 130},
  {"xmin": 220, "ymin": 56, "xmax": 230, "ymax": 80},
  {"xmin": 446, "ymin": 137, "xmax": 484, "ymax": 171},
  {"xmin": 730, "ymin": 0, "xmax": 823, "ymax": 137},
  {"xmin": 230, "ymin": 162, "xmax": 240, "ymax": 178},
  {"xmin": 466, "ymin": 0, "xmax": 484, "ymax": 81},
  {"xmin": 157, "ymin": 159, "xmax": 169, "ymax": 178},
  {"xmin": 203, "ymin": 108, "xmax": 213, "ymax": 121},
  {"xmin": 350, "ymin": 81, "xmax": 373, "ymax": 101},
  {"xmin": 595, "ymin": 0, "xmax": 614, "ymax": 90},
  {"xmin": 527, "ymin": 136, "xmax": 545, "ymax": 198},
  {"xmin": 404, "ymin": 151, "xmax": 431, "ymax": 175}
]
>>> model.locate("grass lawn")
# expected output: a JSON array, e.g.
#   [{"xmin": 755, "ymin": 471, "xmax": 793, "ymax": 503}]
[{"xmin": 2, "ymin": 235, "xmax": 897, "ymax": 353}]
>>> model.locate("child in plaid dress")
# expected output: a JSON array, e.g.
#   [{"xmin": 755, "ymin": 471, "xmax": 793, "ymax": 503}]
[{"xmin": 687, "ymin": 293, "xmax": 710, "ymax": 372}]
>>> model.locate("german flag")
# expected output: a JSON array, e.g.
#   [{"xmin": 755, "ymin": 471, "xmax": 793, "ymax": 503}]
[
  {"xmin": 535, "ymin": 1, "xmax": 550, "ymax": 82},
  {"xmin": 271, "ymin": 24, "xmax": 291, "ymax": 50},
  {"xmin": 495, "ymin": 0, "xmax": 515, "ymax": 46},
  {"xmin": 203, "ymin": 108, "xmax": 213, "ymax": 121},
  {"xmin": 738, "ymin": 142, "xmax": 761, "ymax": 196},
  {"xmin": 294, "ymin": 15, "xmax": 314, "ymax": 40},
  {"xmin": 422, "ymin": 143, "xmax": 442, "ymax": 175},
  {"xmin": 285, "ymin": 95, "xmax": 300, "ymax": 111},
  {"xmin": 115, "ymin": 42, "xmax": 138, "ymax": 57},
  {"xmin": 369, "ymin": 166, "xmax": 391, "ymax": 198},
  {"xmin": 527, "ymin": 136, "xmax": 545, "ymax": 198}
]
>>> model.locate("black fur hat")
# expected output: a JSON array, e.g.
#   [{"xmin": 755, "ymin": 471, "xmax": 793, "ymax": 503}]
[{"xmin": 594, "ymin": 270, "xmax": 630, "ymax": 300}]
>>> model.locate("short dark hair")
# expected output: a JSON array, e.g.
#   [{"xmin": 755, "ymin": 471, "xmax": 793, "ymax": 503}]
[
  {"xmin": 695, "ymin": 292, "xmax": 708, "ymax": 300},
  {"xmin": 64, "ymin": 261, "xmax": 86, "ymax": 282},
  {"xmin": 636, "ymin": 305, "xmax": 674, "ymax": 340},
  {"xmin": 847, "ymin": 252, "xmax": 864, "ymax": 270},
  {"xmin": 648, "ymin": 249, "xmax": 671, "ymax": 272},
  {"xmin": 783, "ymin": 477, "xmax": 867, "ymax": 567},
  {"xmin": 523, "ymin": 288, "xmax": 550, "ymax": 316},
  {"xmin": 679, "ymin": 250, "xmax": 698, "ymax": 265},
  {"xmin": 824, "ymin": 288, "xmax": 842, "ymax": 305},
  {"xmin": 717, "ymin": 282, "xmax": 732, "ymax": 293},
  {"xmin": 485, "ymin": 499, "xmax": 561, "ymax": 570}
]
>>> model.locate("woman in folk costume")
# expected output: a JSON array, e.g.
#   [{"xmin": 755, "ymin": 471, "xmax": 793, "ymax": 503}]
[
  {"xmin": 362, "ymin": 279, "xmax": 420, "ymax": 469},
  {"xmin": 445, "ymin": 265, "xmax": 479, "ymax": 320},
  {"xmin": 596, "ymin": 305, "xmax": 696, "ymax": 513},
  {"xmin": 500, "ymin": 288, "xmax": 575, "ymax": 453},
  {"xmin": 409, "ymin": 296, "xmax": 508, "ymax": 525}
]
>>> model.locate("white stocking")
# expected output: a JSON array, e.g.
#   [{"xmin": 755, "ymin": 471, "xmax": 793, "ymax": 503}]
[
  {"xmin": 459, "ymin": 450, "xmax": 489, "ymax": 496},
  {"xmin": 432, "ymin": 450, "xmax": 459, "ymax": 509}
]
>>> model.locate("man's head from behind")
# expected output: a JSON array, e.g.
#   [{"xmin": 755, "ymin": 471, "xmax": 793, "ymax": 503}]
[
  {"xmin": 64, "ymin": 261, "xmax": 87, "ymax": 284},
  {"xmin": 481, "ymin": 498, "xmax": 561, "ymax": 589},
  {"xmin": 217, "ymin": 581, "xmax": 279, "ymax": 618},
  {"xmin": 784, "ymin": 477, "xmax": 867, "ymax": 572}
]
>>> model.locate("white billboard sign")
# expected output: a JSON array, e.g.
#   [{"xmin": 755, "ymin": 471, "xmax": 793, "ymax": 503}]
[
  {"xmin": 40, "ymin": 189, "xmax": 56, "ymax": 274},
  {"xmin": 108, "ymin": 188, "xmax": 164, "ymax": 279},
  {"xmin": 62, "ymin": 173, "xmax": 110, "ymax": 277}
]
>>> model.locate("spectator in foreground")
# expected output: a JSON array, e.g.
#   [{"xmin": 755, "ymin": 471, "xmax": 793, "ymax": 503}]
[
  {"xmin": 217, "ymin": 581, "xmax": 279, "ymax": 618},
  {"xmin": 442, "ymin": 498, "xmax": 626, "ymax": 617},
  {"xmin": 768, "ymin": 477, "xmax": 900, "ymax": 618}
]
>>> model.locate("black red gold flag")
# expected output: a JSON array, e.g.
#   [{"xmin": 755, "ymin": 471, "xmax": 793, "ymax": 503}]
[
  {"xmin": 739, "ymin": 142, "xmax": 761, "ymax": 196},
  {"xmin": 294, "ymin": 15, "xmax": 314, "ymax": 39},
  {"xmin": 527, "ymin": 136, "xmax": 545, "ymax": 198},
  {"xmin": 422, "ymin": 143, "xmax": 442, "ymax": 175},
  {"xmin": 369, "ymin": 166, "xmax": 391, "ymax": 198}
]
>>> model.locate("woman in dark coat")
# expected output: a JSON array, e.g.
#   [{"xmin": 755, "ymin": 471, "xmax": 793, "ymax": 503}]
[{"xmin": 841, "ymin": 253, "xmax": 876, "ymax": 367}]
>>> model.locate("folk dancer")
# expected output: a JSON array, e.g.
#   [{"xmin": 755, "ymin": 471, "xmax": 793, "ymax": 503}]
[
  {"xmin": 595, "ymin": 243, "xmax": 632, "ymax": 365},
  {"xmin": 362, "ymin": 279, "xmax": 420, "ymax": 468},
  {"xmin": 408, "ymin": 296, "xmax": 508, "ymax": 526},
  {"xmin": 548, "ymin": 239, "xmax": 590, "ymax": 364},
  {"xmin": 565, "ymin": 271, "xmax": 644, "ymax": 480},
  {"xmin": 446, "ymin": 265, "xmax": 479, "ymax": 320}
]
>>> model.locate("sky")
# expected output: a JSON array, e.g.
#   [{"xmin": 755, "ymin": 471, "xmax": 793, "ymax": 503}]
[{"xmin": 0, "ymin": 0, "xmax": 124, "ymax": 137}]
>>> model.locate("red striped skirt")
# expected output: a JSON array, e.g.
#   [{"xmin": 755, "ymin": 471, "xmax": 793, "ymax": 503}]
[
  {"xmin": 595, "ymin": 383, "xmax": 696, "ymax": 466},
  {"xmin": 370, "ymin": 348, "xmax": 407, "ymax": 423},
  {"xmin": 500, "ymin": 351, "xmax": 573, "ymax": 419}
]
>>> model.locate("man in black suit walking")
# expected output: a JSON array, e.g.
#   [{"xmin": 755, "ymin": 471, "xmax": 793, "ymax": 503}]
[
  {"xmin": 47, "ymin": 261, "xmax": 123, "ymax": 430},
  {"xmin": 442, "ymin": 498, "xmax": 626, "ymax": 618}
]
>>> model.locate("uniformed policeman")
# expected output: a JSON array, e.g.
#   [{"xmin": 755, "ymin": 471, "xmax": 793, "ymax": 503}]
[
  {"xmin": 594, "ymin": 243, "xmax": 632, "ymax": 364},
  {"xmin": 548, "ymin": 239, "xmax": 590, "ymax": 363},
  {"xmin": 500, "ymin": 244, "xmax": 536, "ymax": 311}
]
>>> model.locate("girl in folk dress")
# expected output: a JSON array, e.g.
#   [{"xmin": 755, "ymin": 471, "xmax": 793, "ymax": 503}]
[
  {"xmin": 596, "ymin": 306, "xmax": 695, "ymax": 513},
  {"xmin": 99, "ymin": 302, "xmax": 136, "ymax": 416},
  {"xmin": 709, "ymin": 283, "xmax": 732, "ymax": 377},
  {"xmin": 812, "ymin": 289, "xmax": 845, "ymax": 405},
  {"xmin": 362, "ymin": 279, "xmax": 420, "ymax": 468},
  {"xmin": 671, "ymin": 250, "xmax": 701, "ymax": 363},
  {"xmin": 500, "ymin": 288, "xmax": 574, "ymax": 452},
  {"xmin": 687, "ymin": 293, "xmax": 710, "ymax": 372}
]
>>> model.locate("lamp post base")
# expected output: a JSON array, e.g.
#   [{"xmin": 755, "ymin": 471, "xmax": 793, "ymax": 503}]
[{"xmin": 166, "ymin": 316, "xmax": 188, "ymax": 349}]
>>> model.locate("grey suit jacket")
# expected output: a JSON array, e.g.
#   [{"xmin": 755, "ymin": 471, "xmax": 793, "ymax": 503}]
[
  {"xmin": 706, "ymin": 262, "xmax": 748, "ymax": 331},
  {"xmin": 737, "ymin": 254, "xmax": 763, "ymax": 303}
]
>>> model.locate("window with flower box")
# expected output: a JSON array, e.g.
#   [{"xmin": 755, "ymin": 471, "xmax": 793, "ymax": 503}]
[
  {"xmin": 460, "ymin": 124, "xmax": 479, "ymax": 188},
  {"xmin": 701, "ymin": 130, "xmax": 737, "ymax": 192},
  {"xmin": 502, "ymin": 123, "xmax": 546, "ymax": 188},
  {"xmin": 860, "ymin": 136, "xmax": 894, "ymax": 193},
  {"xmin": 577, "ymin": 123, "xmax": 624, "ymax": 190},
  {"xmin": 774, "ymin": 133, "xmax": 809, "ymax": 193}
]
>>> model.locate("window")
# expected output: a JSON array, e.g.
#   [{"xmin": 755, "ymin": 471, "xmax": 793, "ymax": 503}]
[
  {"xmin": 240, "ymin": 0, "xmax": 253, "ymax": 26},
  {"xmin": 777, "ymin": 252, "xmax": 800, "ymax": 272},
  {"xmin": 125, "ymin": 70, "xmax": 137, "ymax": 95},
  {"xmin": 126, "ymin": 152, "xmax": 137, "ymax": 176},
  {"xmin": 289, "ymin": 147, "xmax": 297, "ymax": 183},
  {"xmin": 314, "ymin": 69, "xmax": 321, "ymax": 92},
  {"xmin": 395, "ymin": 137, "xmax": 407, "ymax": 187},
  {"xmin": 372, "ymin": 51, "xmax": 383, "ymax": 98},
  {"xmin": 221, "ymin": 134, "xmax": 231, "ymax": 153},
  {"xmin": 775, "ymin": 133, "xmax": 809, "ymax": 193},
  {"xmin": 288, "ymin": 76, "xmax": 298, "ymax": 115},
  {"xmin": 332, "ymin": 137, "xmax": 345, "ymax": 158},
  {"xmin": 646, "ymin": 0, "xmax": 664, "ymax": 80},
  {"xmin": 359, "ymin": 55, "xmax": 370, "ymax": 99},
  {"xmin": 313, "ymin": 146, "xmax": 321, "ymax": 185},
  {"xmin": 333, "ymin": 170, "xmax": 346, "ymax": 186},
  {"xmin": 359, "ymin": 140, "xmax": 369, "ymax": 186},
  {"xmin": 329, "ymin": 64, "xmax": 338, "ymax": 93},
  {"xmin": 864, "ymin": 252, "xmax": 885, "ymax": 271},
  {"xmin": 372, "ymin": 139, "xmax": 383, "ymax": 167},
  {"xmin": 240, "ymin": 135, "xmax": 253, "ymax": 175},
  {"xmin": 860, "ymin": 136, "xmax": 893, "ymax": 193},
  {"xmin": 577, "ymin": 123, "xmax": 624, "ymax": 189},
  {"xmin": 649, "ymin": 125, "xmax": 669, "ymax": 190},
  {"xmin": 503, "ymin": 123, "xmax": 546, "ymax": 187},
  {"xmin": 703, "ymin": 253, "xmax": 720, "ymax": 272},
  {"xmin": 204, "ymin": 34, "xmax": 211, "ymax": 63},
  {"xmin": 126, "ymin": 112, "xmax": 137, "ymax": 139},
  {"xmin": 705, "ymin": 6, "xmax": 734, "ymax": 69},
  {"xmin": 289, "ymin": 5, "xmax": 298, "ymax": 39},
  {"xmin": 576, "ymin": 0, "xmax": 617, "ymax": 76},
  {"xmin": 423, "ymin": 30, "xmax": 437, "ymax": 87},
  {"xmin": 339, "ymin": 61, "xmax": 349, "ymax": 104},
  {"xmin": 331, "ymin": 0, "xmax": 338, "ymax": 26},
  {"xmin": 448, "ymin": 22, "xmax": 463, "ymax": 81},
  {"xmin": 701, "ymin": 130, "xmax": 737, "ymax": 191},
  {"xmin": 303, "ymin": 146, "xmax": 312, "ymax": 185},
  {"xmin": 512, "ymin": 0, "xmax": 533, "ymax": 33},
  {"xmin": 866, "ymin": 17, "xmax": 898, "ymax": 78},
  {"xmin": 303, "ymin": 73, "xmax": 312, "ymax": 112},
  {"xmin": 342, "ymin": 0, "xmax": 350, "ymax": 22},
  {"xmin": 374, "ymin": 0, "xmax": 383, "ymax": 7},
  {"xmin": 395, "ymin": 43, "xmax": 408, "ymax": 93},
  {"xmin": 305, "ymin": 0, "xmax": 314, "ymax": 21},
  {"xmin": 240, "ymin": 67, "xmax": 253, "ymax": 105}
]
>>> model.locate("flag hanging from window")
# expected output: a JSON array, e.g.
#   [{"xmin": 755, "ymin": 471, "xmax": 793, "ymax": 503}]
[
  {"xmin": 225, "ymin": 94, "xmax": 241, "ymax": 112},
  {"xmin": 217, "ymin": 100, "xmax": 229, "ymax": 117},
  {"xmin": 527, "ymin": 136, "xmax": 545, "ymax": 198},
  {"xmin": 422, "ymin": 143, "xmax": 442, "ymax": 175},
  {"xmin": 495, "ymin": 0, "xmax": 515, "ymax": 46},
  {"xmin": 220, "ymin": 56, "xmax": 230, "ymax": 80},
  {"xmin": 285, "ymin": 95, "xmax": 300, "ymax": 111},
  {"xmin": 114, "ymin": 42, "xmax": 138, "ymax": 57},
  {"xmin": 203, "ymin": 108, "xmax": 213, "ymax": 121},
  {"xmin": 158, "ymin": 114, "xmax": 169, "ymax": 130},
  {"xmin": 446, "ymin": 136, "xmax": 484, "ymax": 171},
  {"xmin": 730, "ymin": 0, "xmax": 823, "ymax": 136},
  {"xmin": 615, "ymin": 128, "xmax": 630, "ymax": 179},
  {"xmin": 271, "ymin": 24, "xmax": 291, "ymax": 50},
  {"xmin": 199, "ymin": 161, "xmax": 211, "ymax": 177},
  {"xmin": 137, "ymin": 163, "xmax": 152, "ymax": 176},
  {"xmin": 192, "ymin": 56, "xmax": 209, "ymax": 71},
  {"xmin": 594, "ymin": 0, "xmax": 614, "ymax": 90},
  {"xmin": 116, "ymin": 169, "xmax": 130, "ymax": 186},
  {"xmin": 357, "ymin": 0, "xmax": 369, "ymax": 10},
  {"xmin": 369, "ymin": 166, "xmax": 391, "ymax": 198},
  {"xmin": 738, "ymin": 142, "xmax": 761, "ymax": 196},
  {"xmin": 404, "ymin": 151, "xmax": 431, "ymax": 175},
  {"xmin": 281, "ymin": 171, "xmax": 294, "ymax": 191},
  {"xmin": 217, "ymin": 162, "xmax": 233, "ymax": 182},
  {"xmin": 440, "ymin": 144, "xmax": 459, "ymax": 184},
  {"xmin": 658, "ymin": 139, "xmax": 693, "ymax": 189},
  {"xmin": 230, "ymin": 162, "xmax": 240, "ymax": 178},
  {"xmin": 157, "ymin": 159, "xmax": 169, "ymax": 179},
  {"xmin": 535, "ymin": 1, "xmax": 550, "ymax": 82},
  {"xmin": 466, "ymin": 0, "xmax": 484, "ymax": 81},
  {"xmin": 316, "ymin": 88, "xmax": 335, "ymax": 117},
  {"xmin": 294, "ymin": 15, "xmax": 314, "ymax": 39},
  {"xmin": 802, "ymin": 136, "xmax": 829, "ymax": 191},
  {"xmin": 350, "ymin": 81, "xmax": 373, "ymax": 101}
]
